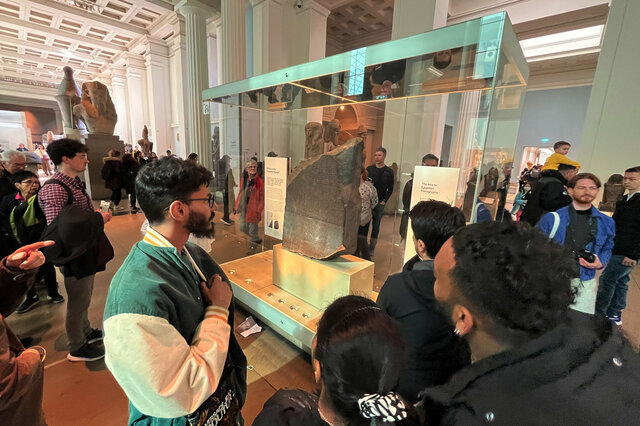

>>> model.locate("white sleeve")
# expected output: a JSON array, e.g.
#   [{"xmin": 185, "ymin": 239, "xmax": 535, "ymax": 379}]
[{"xmin": 104, "ymin": 305, "xmax": 230, "ymax": 418}]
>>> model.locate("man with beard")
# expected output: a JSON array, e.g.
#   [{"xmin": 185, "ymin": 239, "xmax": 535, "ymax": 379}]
[
  {"xmin": 537, "ymin": 173, "xmax": 615, "ymax": 314},
  {"xmin": 418, "ymin": 221, "xmax": 640, "ymax": 425},
  {"xmin": 103, "ymin": 157, "xmax": 247, "ymax": 425}
]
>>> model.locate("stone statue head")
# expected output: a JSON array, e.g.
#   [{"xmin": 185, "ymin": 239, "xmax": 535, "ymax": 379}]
[
  {"xmin": 142, "ymin": 125, "xmax": 148, "ymax": 139},
  {"xmin": 325, "ymin": 119, "xmax": 341, "ymax": 143}
]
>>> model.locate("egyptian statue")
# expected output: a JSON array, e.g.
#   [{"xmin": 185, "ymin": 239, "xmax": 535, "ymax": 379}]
[
  {"xmin": 304, "ymin": 122, "xmax": 324, "ymax": 158},
  {"xmin": 55, "ymin": 66, "xmax": 85, "ymax": 131},
  {"xmin": 73, "ymin": 81, "xmax": 118, "ymax": 134}
]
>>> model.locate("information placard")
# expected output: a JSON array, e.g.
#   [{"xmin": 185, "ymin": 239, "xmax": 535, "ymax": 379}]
[
  {"xmin": 403, "ymin": 166, "xmax": 460, "ymax": 263},
  {"xmin": 264, "ymin": 157, "xmax": 289, "ymax": 239}
]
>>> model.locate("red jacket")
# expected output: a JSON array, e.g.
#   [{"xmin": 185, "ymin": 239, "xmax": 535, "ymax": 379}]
[{"xmin": 235, "ymin": 175, "xmax": 264, "ymax": 223}]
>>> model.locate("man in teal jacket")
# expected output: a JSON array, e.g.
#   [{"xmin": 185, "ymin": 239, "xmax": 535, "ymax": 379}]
[{"xmin": 103, "ymin": 157, "xmax": 246, "ymax": 425}]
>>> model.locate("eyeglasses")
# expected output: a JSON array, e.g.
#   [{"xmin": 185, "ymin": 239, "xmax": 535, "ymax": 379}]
[
  {"xmin": 182, "ymin": 193, "xmax": 215, "ymax": 208},
  {"xmin": 21, "ymin": 180, "xmax": 39, "ymax": 186}
]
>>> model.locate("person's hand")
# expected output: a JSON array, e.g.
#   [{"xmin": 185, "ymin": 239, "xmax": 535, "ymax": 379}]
[
  {"xmin": 6, "ymin": 241, "xmax": 55, "ymax": 270},
  {"xmin": 579, "ymin": 254, "xmax": 603, "ymax": 270},
  {"xmin": 199, "ymin": 273, "xmax": 232, "ymax": 308},
  {"xmin": 233, "ymin": 208, "xmax": 237, "ymax": 215},
  {"xmin": 100, "ymin": 211, "xmax": 112, "ymax": 223},
  {"xmin": 380, "ymin": 201, "xmax": 386, "ymax": 206},
  {"xmin": 622, "ymin": 256, "xmax": 637, "ymax": 267}
]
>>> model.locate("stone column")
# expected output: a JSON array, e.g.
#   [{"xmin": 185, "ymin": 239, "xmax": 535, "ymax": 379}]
[
  {"xmin": 176, "ymin": 0, "xmax": 215, "ymax": 170},
  {"xmin": 220, "ymin": 0, "xmax": 246, "ymax": 84},
  {"xmin": 579, "ymin": 0, "xmax": 640, "ymax": 182},
  {"xmin": 290, "ymin": 0, "xmax": 330, "ymax": 166},
  {"xmin": 218, "ymin": 0, "xmax": 246, "ymax": 178},
  {"xmin": 144, "ymin": 36, "xmax": 172, "ymax": 155},
  {"xmin": 381, "ymin": 0, "xmax": 449, "ymax": 214},
  {"xmin": 109, "ymin": 67, "xmax": 130, "ymax": 144},
  {"xmin": 168, "ymin": 13, "xmax": 189, "ymax": 158},
  {"xmin": 124, "ymin": 54, "xmax": 150, "ymax": 150}
]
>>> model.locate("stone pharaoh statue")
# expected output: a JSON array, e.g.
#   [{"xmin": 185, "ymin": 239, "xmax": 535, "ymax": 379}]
[
  {"xmin": 304, "ymin": 122, "xmax": 324, "ymax": 158},
  {"xmin": 54, "ymin": 66, "xmax": 85, "ymax": 131},
  {"xmin": 72, "ymin": 81, "xmax": 118, "ymax": 134},
  {"xmin": 138, "ymin": 125, "xmax": 153, "ymax": 154}
]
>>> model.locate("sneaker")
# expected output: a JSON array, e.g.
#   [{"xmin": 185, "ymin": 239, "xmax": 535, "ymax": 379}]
[
  {"xmin": 607, "ymin": 315, "xmax": 622, "ymax": 326},
  {"xmin": 47, "ymin": 292, "xmax": 65, "ymax": 304},
  {"xmin": 16, "ymin": 297, "xmax": 39, "ymax": 314},
  {"xmin": 85, "ymin": 328, "xmax": 103, "ymax": 344},
  {"xmin": 67, "ymin": 342, "xmax": 105, "ymax": 362},
  {"xmin": 221, "ymin": 218, "xmax": 233, "ymax": 225}
]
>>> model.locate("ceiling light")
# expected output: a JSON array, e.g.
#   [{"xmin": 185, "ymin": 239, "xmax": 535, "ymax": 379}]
[{"xmin": 519, "ymin": 25, "xmax": 604, "ymax": 62}]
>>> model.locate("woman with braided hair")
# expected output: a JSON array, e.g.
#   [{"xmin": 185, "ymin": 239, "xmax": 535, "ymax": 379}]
[{"xmin": 254, "ymin": 295, "xmax": 418, "ymax": 426}]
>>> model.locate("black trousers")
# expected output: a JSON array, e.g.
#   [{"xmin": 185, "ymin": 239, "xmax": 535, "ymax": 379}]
[
  {"xmin": 354, "ymin": 222, "xmax": 372, "ymax": 261},
  {"xmin": 110, "ymin": 189, "xmax": 122, "ymax": 206},
  {"xmin": 26, "ymin": 261, "xmax": 58, "ymax": 299}
]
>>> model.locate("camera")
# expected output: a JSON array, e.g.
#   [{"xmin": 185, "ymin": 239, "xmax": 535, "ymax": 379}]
[
  {"xmin": 296, "ymin": 0, "xmax": 303, "ymax": 8},
  {"xmin": 578, "ymin": 249, "xmax": 596, "ymax": 263}
]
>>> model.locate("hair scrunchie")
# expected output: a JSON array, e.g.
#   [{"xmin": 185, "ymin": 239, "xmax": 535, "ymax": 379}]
[{"xmin": 358, "ymin": 393, "xmax": 408, "ymax": 422}]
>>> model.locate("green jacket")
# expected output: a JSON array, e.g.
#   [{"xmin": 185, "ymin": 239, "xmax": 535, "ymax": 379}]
[{"xmin": 103, "ymin": 228, "xmax": 247, "ymax": 425}]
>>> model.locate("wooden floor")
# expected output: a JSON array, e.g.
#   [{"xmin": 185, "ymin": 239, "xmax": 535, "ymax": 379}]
[{"xmin": 5, "ymin": 209, "xmax": 640, "ymax": 425}]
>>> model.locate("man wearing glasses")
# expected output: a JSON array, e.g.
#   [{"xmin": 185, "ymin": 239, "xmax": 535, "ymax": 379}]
[
  {"xmin": 0, "ymin": 149, "xmax": 27, "ymax": 200},
  {"xmin": 104, "ymin": 157, "xmax": 246, "ymax": 425}
]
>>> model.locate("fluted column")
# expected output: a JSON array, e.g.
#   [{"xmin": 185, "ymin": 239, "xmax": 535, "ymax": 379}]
[
  {"xmin": 144, "ymin": 36, "xmax": 172, "ymax": 155},
  {"xmin": 109, "ymin": 67, "xmax": 130, "ymax": 144},
  {"xmin": 124, "ymin": 54, "xmax": 149, "ymax": 149},
  {"xmin": 220, "ymin": 0, "xmax": 246, "ymax": 84},
  {"xmin": 177, "ymin": 0, "xmax": 214, "ymax": 170}
]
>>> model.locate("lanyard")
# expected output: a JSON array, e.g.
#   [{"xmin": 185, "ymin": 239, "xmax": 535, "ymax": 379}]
[{"xmin": 183, "ymin": 247, "xmax": 207, "ymax": 283}]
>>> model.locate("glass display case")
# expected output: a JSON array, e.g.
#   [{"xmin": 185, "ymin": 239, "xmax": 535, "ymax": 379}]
[{"xmin": 204, "ymin": 12, "xmax": 528, "ymax": 351}]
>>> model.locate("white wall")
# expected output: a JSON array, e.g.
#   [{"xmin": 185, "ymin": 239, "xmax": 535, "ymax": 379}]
[{"xmin": 514, "ymin": 86, "xmax": 592, "ymax": 172}]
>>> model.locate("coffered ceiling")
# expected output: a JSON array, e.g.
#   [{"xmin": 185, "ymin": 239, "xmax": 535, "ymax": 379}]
[
  {"xmin": 0, "ymin": 0, "xmax": 176, "ymax": 88},
  {"xmin": 0, "ymin": 0, "xmax": 613, "ymax": 93}
]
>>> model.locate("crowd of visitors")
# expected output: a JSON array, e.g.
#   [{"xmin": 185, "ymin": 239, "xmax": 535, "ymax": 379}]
[{"xmin": 1, "ymin": 136, "xmax": 639, "ymax": 426}]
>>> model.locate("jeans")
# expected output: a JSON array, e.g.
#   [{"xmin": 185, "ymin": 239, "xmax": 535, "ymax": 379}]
[
  {"xmin": 596, "ymin": 255, "xmax": 634, "ymax": 318},
  {"xmin": 368, "ymin": 203, "xmax": 385, "ymax": 253},
  {"xmin": 64, "ymin": 274, "xmax": 95, "ymax": 351},
  {"xmin": 355, "ymin": 222, "xmax": 371, "ymax": 261}
]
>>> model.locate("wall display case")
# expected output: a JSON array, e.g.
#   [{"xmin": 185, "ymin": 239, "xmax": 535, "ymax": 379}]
[{"xmin": 204, "ymin": 12, "xmax": 528, "ymax": 352}]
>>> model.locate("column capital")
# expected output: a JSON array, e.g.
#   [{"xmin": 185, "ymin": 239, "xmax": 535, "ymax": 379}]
[
  {"xmin": 144, "ymin": 36, "xmax": 170, "ymax": 58},
  {"xmin": 109, "ymin": 66, "xmax": 127, "ymax": 80},
  {"xmin": 250, "ymin": 0, "xmax": 284, "ymax": 7},
  {"xmin": 167, "ymin": 12, "xmax": 185, "ymax": 33},
  {"xmin": 295, "ymin": 0, "xmax": 330, "ymax": 19},
  {"xmin": 175, "ymin": 0, "xmax": 218, "ymax": 17}
]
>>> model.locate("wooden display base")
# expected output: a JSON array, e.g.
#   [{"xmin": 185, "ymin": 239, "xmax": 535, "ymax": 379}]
[{"xmin": 221, "ymin": 249, "xmax": 374, "ymax": 353}]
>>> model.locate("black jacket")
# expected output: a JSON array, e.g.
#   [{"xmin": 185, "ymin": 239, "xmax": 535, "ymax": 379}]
[
  {"xmin": 378, "ymin": 256, "xmax": 471, "ymax": 403},
  {"xmin": 367, "ymin": 164, "xmax": 394, "ymax": 203},
  {"xmin": 612, "ymin": 192, "xmax": 640, "ymax": 260},
  {"xmin": 419, "ymin": 311, "xmax": 640, "ymax": 425},
  {"xmin": 121, "ymin": 158, "xmax": 140, "ymax": 194},
  {"xmin": 520, "ymin": 170, "xmax": 571, "ymax": 225},
  {"xmin": 0, "ymin": 169, "xmax": 15, "ymax": 201},
  {"xmin": 101, "ymin": 157, "xmax": 122, "ymax": 190}
]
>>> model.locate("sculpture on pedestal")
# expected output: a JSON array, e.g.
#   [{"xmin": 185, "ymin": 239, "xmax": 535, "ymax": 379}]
[
  {"xmin": 323, "ymin": 119, "xmax": 341, "ymax": 153},
  {"xmin": 599, "ymin": 174, "xmax": 625, "ymax": 212},
  {"xmin": 304, "ymin": 122, "xmax": 323, "ymax": 158},
  {"xmin": 137, "ymin": 125, "xmax": 153, "ymax": 154},
  {"xmin": 54, "ymin": 66, "xmax": 85, "ymax": 132},
  {"xmin": 73, "ymin": 81, "xmax": 118, "ymax": 134},
  {"xmin": 283, "ymin": 138, "xmax": 364, "ymax": 259}
]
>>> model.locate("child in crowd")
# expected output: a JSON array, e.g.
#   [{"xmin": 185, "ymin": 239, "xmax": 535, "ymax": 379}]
[{"xmin": 542, "ymin": 141, "xmax": 581, "ymax": 171}]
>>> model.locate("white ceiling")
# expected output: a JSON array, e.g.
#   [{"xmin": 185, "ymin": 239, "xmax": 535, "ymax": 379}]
[
  {"xmin": 0, "ymin": 0, "xmax": 176, "ymax": 88},
  {"xmin": 0, "ymin": 0, "xmax": 611, "ymax": 92}
]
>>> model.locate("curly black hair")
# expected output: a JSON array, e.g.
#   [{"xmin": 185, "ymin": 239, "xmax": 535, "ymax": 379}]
[
  {"xmin": 314, "ymin": 296, "xmax": 404, "ymax": 426},
  {"xmin": 450, "ymin": 221, "xmax": 576, "ymax": 338},
  {"xmin": 136, "ymin": 156, "xmax": 212, "ymax": 224}
]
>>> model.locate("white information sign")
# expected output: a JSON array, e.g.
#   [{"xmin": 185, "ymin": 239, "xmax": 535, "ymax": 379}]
[
  {"xmin": 403, "ymin": 166, "xmax": 460, "ymax": 264},
  {"xmin": 264, "ymin": 157, "xmax": 289, "ymax": 239}
]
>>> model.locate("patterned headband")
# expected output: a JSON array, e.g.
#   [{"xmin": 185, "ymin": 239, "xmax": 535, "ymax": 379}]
[{"xmin": 358, "ymin": 392, "xmax": 408, "ymax": 422}]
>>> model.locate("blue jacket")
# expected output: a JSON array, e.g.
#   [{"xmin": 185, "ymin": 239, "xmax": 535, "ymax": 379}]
[{"xmin": 537, "ymin": 205, "xmax": 615, "ymax": 281}]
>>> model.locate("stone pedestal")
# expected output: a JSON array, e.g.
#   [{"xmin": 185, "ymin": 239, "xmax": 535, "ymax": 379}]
[
  {"xmin": 82, "ymin": 134, "xmax": 125, "ymax": 200},
  {"xmin": 272, "ymin": 244, "xmax": 373, "ymax": 309}
]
